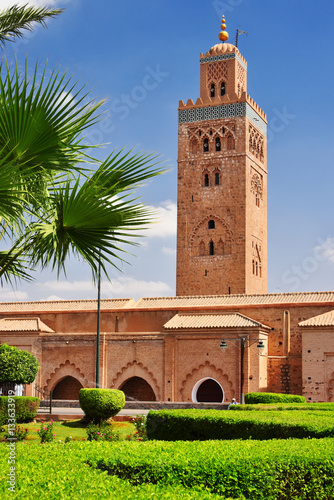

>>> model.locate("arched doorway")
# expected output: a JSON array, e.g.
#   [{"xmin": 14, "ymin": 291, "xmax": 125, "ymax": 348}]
[
  {"xmin": 192, "ymin": 377, "xmax": 224, "ymax": 403},
  {"xmin": 52, "ymin": 376, "xmax": 83, "ymax": 400},
  {"xmin": 120, "ymin": 376, "xmax": 156, "ymax": 401}
]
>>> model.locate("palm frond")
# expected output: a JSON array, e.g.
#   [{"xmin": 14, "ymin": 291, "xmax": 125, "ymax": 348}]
[
  {"xmin": 25, "ymin": 154, "xmax": 164, "ymax": 282},
  {"xmin": 0, "ymin": 4, "xmax": 63, "ymax": 48},
  {"xmin": 0, "ymin": 248, "xmax": 34, "ymax": 286}
]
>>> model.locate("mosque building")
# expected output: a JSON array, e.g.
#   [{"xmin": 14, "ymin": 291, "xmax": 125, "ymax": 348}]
[{"xmin": 1, "ymin": 18, "xmax": 333, "ymax": 404}]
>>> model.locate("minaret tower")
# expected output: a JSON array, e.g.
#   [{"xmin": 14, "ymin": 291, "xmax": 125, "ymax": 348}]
[{"xmin": 176, "ymin": 17, "xmax": 267, "ymax": 296}]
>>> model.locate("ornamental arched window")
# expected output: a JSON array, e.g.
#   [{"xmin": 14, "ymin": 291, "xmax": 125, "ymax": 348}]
[
  {"xmin": 208, "ymin": 220, "xmax": 215, "ymax": 229},
  {"xmin": 210, "ymin": 83, "xmax": 215, "ymax": 98},
  {"xmin": 203, "ymin": 138, "xmax": 209, "ymax": 152},
  {"xmin": 204, "ymin": 173, "xmax": 209, "ymax": 187},
  {"xmin": 215, "ymin": 137, "xmax": 221, "ymax": 151},
  {"xmin": 209, "ymin": 241, "xmax": 214, "ymax": 256},
  {"xmin": 215, "ymin": 172, "xmax": 220, "ymax": 185},
  {"xmin": 221, "ymin": 82, "xmax": 226, "ymax": 96}
]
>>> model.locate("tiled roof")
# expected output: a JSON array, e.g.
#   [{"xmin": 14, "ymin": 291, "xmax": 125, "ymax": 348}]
[
  {"xmin": 0, "ymin": 318, "xmax": 54, "ymax": 333},
  {"xmin": 135, "ymin": 291, "xmax": 334, "ymax": 309},
  {"xmin": 299, "ymin": 310, "xmax": 334, "ymax": 327},
  {"xmin": 164, "ymin": 313, "xmax": 268, "ymax": 330},
  {"xmin": 0, "ymin": 298, "xmax": 136, "ymax": 313}
]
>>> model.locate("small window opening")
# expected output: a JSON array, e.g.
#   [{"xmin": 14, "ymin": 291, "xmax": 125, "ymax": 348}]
[
  {"xmin": 210, "ymin": 83, "xmax": 215, "ymax": 97},
  {"xmin": 204, "ymin": 270, "xmax": 208, "ymax": 277},
  {"xmin": 215, "ymin": 172, "xmax": 220, "ymax": 185},
  {"xmin": 198, "ymin": 130, "xmax": 202, "ymax": 136},
  {"xmin": 204, "ymin": 173, "xmax": 209, "ymax": 187},
  {"xmin": 221, "ymin": 82, "xmax": 226, "ymax": 96},
  {"xmin": 222, "ymin": 127, "xmax": 225, "ymax": 134},
  {"xmin": 203, "ymin": 138, "xmax": 209, "ymax": 152},
  {"xmin": 208, "ymin": 220, "xmax": 215, "ymax": 229},
  {"xmin": 209, "ymin": 130, "xmax": 213, "ymax": 136},
  {"xmin": 215, "ymin": 137, "xmax": 221, "ymax": 151},
  {"xmin": 209, "ymin": 241, "xmax": 214, "ymax": 256}
]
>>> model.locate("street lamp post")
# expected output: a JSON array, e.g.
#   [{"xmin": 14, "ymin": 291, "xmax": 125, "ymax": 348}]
[
  {"xmin": 220, "ymin": 336, "xmax": 265, "ymax": 404},
  {"xmin": 95, "ymin": 261, "xmax": 101, "ymax": 388}
]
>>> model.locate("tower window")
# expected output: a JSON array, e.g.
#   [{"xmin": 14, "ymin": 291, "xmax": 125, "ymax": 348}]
[
  {"xmin": 203, "ymin": 138, "xmax": 209, "ymax": 152},
  {"xmin": 215, "ymin": 172, "xmax": 220, "ymax": 185},
  {"xmin": 221, "ymin": 82, "xmax": 226, "ymax": 96},
  {"xmin": 209, "ymin": 241, "xmax": 214, "ymax": 255},
  {"xmin": 215, "ymin": 137, "xmax": 221, "ymax": 151},
  {"xmin": 208, "ymin": 220, "xmax": 215, "ymax": 229},
  {"xmin": 204, "ymin": 173, "xmax": 209, "ymax": 187},
  {"xmin": 210, "ymin": 83, "xmax": 215, "ymax": 97}
]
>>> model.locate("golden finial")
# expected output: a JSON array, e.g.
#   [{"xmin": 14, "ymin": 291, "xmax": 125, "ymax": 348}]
[{"xmin": 218, "ymin": 15, "xmax": 229, "ymax": 43}]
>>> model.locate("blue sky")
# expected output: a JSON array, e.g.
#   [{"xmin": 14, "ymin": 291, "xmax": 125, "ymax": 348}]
[{"xmin": 2, "ymin": 0, "xmax": 334, "ymax": 301}]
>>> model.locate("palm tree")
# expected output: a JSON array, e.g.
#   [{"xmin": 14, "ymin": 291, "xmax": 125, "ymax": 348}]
[
  {"xmin": 0, "ymin": 3, "xmax": 63, "ymax": 48},
  {"xmin": 0, "ymin": 5, "xmax": 164, "ymax": 286}
]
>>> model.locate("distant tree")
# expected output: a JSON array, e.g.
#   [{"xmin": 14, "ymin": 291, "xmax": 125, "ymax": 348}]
[{"xmin": 0, "ymin": 343, "xmax": 39, "ymax": 386}]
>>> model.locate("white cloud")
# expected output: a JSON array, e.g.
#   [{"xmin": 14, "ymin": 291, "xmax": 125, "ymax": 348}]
[
  {"xmin": 144, "ymin": 201, "xmax": 177, "ymax": 238},
  {"xmin": 0, "ymin": 290, "xmax": 28, "ymax": 301},
  {"xmin": 162, "ymin": 246, "xmax": 176, "ymax": 256},
  {"xmin": 1, "ymin": 1, "xmax": 70, "ymax": 8},
  {"xmin": 314, "ymin": 237, "xmax": 334, "ymax": 263},
  {"xmin": 31, "ymin": 276, "xmax": 173, "ymax": 300}
]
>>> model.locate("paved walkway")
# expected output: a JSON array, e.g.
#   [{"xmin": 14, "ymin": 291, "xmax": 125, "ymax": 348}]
[{"xmin": 37, "ymin": 407, "xmax": 149, "ymax": 419}]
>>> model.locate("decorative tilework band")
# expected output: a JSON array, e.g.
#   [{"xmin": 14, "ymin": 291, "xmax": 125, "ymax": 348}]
[
  {"xmin": 178, "ymin": 102, "xmax": 267, "ymax": 135},
  {"xmin": 200, "ymin": 53, "xmax": 247, "ymax": 71}
]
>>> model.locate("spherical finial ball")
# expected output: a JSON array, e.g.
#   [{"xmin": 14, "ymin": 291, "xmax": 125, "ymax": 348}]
[
  {"xmin": 221, "ymin": 23, "xmax": 226, "ymax": 29},
  {"xmin": 219, "ymin": 30, "xmax": 229, "ymax": 42}
]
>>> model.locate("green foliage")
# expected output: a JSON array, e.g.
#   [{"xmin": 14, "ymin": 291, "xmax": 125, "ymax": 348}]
[
  {"xmin": 146, "ymin": 408, "xmax": 334, "ymax": 441},
  {"xmin": 230, "ymin": 402, "xmax": 334, "ymax": 411},
  {"xmin": 79, "ymin": 388, "xmax": 125, "ymax": 423},
  {"xmin": 131, "ymin": 415, "xmax": 147, "ymax": 440},
  {"xmin": 1, "ymin": 424, "xmax": 28, "ymax": 442},
  {"xmin": 0, "ymin": 343, "xmax": 39, "ymax": 384},
  {"xmin": 86, "ymin": 421, "xmax": 119, "ymax": 442},
  {"xmin": 245, "ymin": 392, "xmax": 306, "ymax": 404},
  {"xmin": 0, "ymin": 396, "xmax": 40, "ymax": 423},
  {"xmin": 0, "ymin": 441, "xmax": 221, "ymax": 499},
  {"xmin": 37, "ymin": 420, "xmax": 55, "ymax": 443}
]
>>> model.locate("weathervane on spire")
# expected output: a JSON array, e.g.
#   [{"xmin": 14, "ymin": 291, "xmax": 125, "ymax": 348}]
[{"xmin": 218, "ymin": 15, "xmax": 229, "ymax": 43}]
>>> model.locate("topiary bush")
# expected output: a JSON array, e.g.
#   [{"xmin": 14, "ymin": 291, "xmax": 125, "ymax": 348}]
[
  {"xmin": 0, "ymin": 343, "xmax": 39, "ymax": 385},
  {"xmin": 245, "ymin": 392, "xmax": 306, "ymax": 404},
  {"xmin": 79, "ymin": 388, "xmax": 125, "ymax": 423},
  {"xmin": 0, "ymin": 396, "xmax": 40, "ymax": 423}
]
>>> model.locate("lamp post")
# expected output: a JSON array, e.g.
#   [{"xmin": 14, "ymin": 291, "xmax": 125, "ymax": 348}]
[
  {"xmin": 95, "ymin": 261, "xmax": 101, "ymax": 388},
  {"xmin": 220, "ymin": 336, "xmax": 265, "ymax": 404}
]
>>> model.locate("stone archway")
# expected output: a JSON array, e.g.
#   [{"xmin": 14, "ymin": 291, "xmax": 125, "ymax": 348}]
[
  {"xmin": 180, "ymin": 361, "xmax": 234, "ymax": 402},
  {"xmin": 111, "ymin": 361, "xmax": 161, "ymax": 400},
  {"xmin": 120, "ymin": 376, "xmax": 156, "ymax": 401},
  {"xmin": 52, "ymin": 376, "xmax": 83, "ymax": 400},
  {"xmin": 45, "ymin": 360, "xmax": 90, "ymax": 395},
  {"xmin": 192, "ymin": 377, "xmax": 224, "ymax": 403}
]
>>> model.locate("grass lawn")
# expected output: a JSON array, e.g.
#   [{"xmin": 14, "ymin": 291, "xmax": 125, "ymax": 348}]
[{"xmin": 0, "ymin": 419, "xmax": 135, "ymax": 443}]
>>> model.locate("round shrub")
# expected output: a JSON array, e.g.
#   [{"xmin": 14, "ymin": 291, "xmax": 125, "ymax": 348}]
[
  {"xmin": 0, "ymin": 396, "xmax": 40, "ymax": 423},
  {"xmin": 245, "ymin": 392, "xmax": 306, "ymax": 404},
  {"xmin": 0, "ymin": 343, "xmax": 39, "ymax": 384},
  {"xmin": 79, "ymin": 388, "xmax": 125, "ymax": 423}
]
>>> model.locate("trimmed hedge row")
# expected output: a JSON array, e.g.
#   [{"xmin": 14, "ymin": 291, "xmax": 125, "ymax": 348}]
[
  {"xmin": 245, "ymin": 392, "xmax": 306, "ymax": 404},
  {"xmin": 146, "ymin": 409, "xmax": 334, "ymax": 440},
  {"xmin": 0, "ymin": 441, "xmax": 221, "ymax": 499},
  {"xmin": 87, "ymin": 438, "xmax": 334, "ymax": 499},
  {"xmin": 0, "ymin": 397, "xmax": 40, "ymax": 424},
  {"xmin": 1, "ymin": 439, "xmax": 333, "ymax": 499},
  {"xmin": 230, "ymin": 402, "xmax": 334, "ymax": 411}
]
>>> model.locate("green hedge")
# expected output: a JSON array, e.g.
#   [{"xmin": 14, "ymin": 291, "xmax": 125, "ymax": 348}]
[
  {"xmin": 79, "ymin": 388, "xmax": 125, "ymax": 423},
  {"xmin": 230, "ymin": 402, "xmax": 334, "ymax": 411},
  {"xmin": 0, "ymin": 396, "xmax": 40, "ymax": 424},
  {"xmin": 245, "ymin": 392, "xmax": 306, "ymax": 404},
  {"xmin": 1, "ymin": 439, "xmax": 334, "ymax": 499},
  {"xmin": 146, "ymin": 409, "xmax": 334, "ymax": 441}
]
